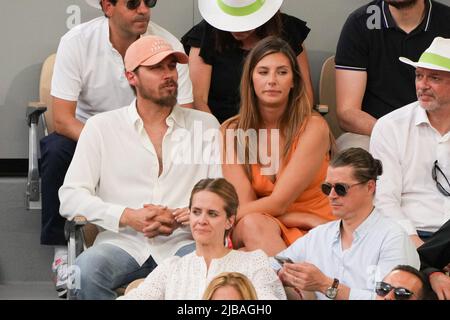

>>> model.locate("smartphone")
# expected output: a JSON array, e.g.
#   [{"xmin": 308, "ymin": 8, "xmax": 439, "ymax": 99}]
[{"xmin": 274, "ymin": 255, "xmax": 293, "ymax": 266}]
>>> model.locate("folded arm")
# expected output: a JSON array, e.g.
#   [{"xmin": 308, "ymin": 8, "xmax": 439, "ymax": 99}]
[
  {"xmin": 188, "ymin": 47, "xmax": 212, "ymax": 113},
  {"xmin": 336, "ymin": 69, "xmax": 376, "ymax": 135},
  {"xmin": 53, "ymin": 97, "xmax": 84, "ymax": 141},
  {"xmin": 297, "ymin": 45, "xmax": 314, "ymax": 106}
]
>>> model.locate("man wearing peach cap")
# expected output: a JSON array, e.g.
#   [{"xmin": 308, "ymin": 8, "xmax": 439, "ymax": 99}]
[
  {"xmin": 59, "ymin": 36, "xmax": 221, "ymax": 299},
  {"xmin": 41, "ymin": 0, "xmax": 193, "ymax": 297},
  {"xmin": 370, "ymin": 37, "xmax": 450, "ymax": 299}
]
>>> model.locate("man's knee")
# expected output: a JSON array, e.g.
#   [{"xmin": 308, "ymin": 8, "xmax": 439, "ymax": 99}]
[
  {"xmin": 74, "ymin": 244, "xmax": 139, "ymax": 286},
  {"xmin": 74, "ymin": 246, "xmax": 115, "ymax": 285},
  {"xmin": 72, "ymin": 244, "xmax": 142, "ymax": 299}
]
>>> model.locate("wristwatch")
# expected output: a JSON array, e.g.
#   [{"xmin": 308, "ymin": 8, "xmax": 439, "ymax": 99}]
[{"xmin": 325, "ymin": 278, "xmax": 339, "ymax": 299}]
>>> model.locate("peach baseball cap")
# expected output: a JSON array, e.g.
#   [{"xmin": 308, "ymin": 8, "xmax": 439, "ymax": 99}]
[{"xmin": 124, "ymin": 35, "xmax": 189, "ymax": 72}]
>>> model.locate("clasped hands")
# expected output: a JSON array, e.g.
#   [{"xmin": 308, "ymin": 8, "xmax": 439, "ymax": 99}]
[{"xmin": 120, "ymin": 204, "xmax": 190, "ymax": 238}]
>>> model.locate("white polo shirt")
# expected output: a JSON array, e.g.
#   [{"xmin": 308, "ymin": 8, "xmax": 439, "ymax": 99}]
[
  {"xmin": 51, "ymin": 17, "xmax": 193, "ymax": 123},
  {"xmin": 371, "ymin": 102, "xmax": 450, "ymax": 235},
  {"xmin": 59, "ymin": 102, "xmax": 221, "ymax": 265}
]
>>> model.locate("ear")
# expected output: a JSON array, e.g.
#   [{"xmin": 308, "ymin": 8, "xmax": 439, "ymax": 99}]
[
  {"xmin": 367, "ymin": 180, "xmax": 376, "ymax": 194},
  {"xmin": 102, "ymin": 0, "xmax": 114, "ymax": 17},
  {"xmin": 225, "ymin": 216, "xmax": 236, "ymax": 230},
  {"xmin": 126, "ymin": 70, "xmax": 137, "ymax": 85}
]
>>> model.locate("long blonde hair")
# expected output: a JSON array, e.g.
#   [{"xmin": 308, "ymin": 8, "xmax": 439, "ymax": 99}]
[
  {"xmin": 203, "ymin": 272, "xmax": 258, "ymax": 300},
  {"xmin": 223, "ymin": 36, "xmax": 312, "ymax": 178}
]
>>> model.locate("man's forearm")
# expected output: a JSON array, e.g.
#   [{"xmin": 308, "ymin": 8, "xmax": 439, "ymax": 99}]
[
  {"xmin": 55, "ymin": 118, "xmax": 84, "ymax": 141},
  {"xmin": 338, "ymin": 108, "xmax": 377, "ymax": 136}
]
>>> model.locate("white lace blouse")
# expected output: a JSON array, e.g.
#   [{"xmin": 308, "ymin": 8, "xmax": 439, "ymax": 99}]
[{"xmin": 118, "ymin": 249, "xmax": 286, "ymax": 300}]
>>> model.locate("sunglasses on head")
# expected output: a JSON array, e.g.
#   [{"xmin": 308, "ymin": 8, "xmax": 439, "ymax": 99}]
[
  {"xmin": 321, "ymin": 181, "xmax": 366, "ymax": 197},
  {"xmin": 125, "ymin": 0, "xmax": 157, "ymax": 10},
  {"xmin": 432, "ymin": 160, "xmax": 450, "ymax": 196},
  {"xmin": 375, "ymin": 281, "xmax": 414, "ymax": 300}
]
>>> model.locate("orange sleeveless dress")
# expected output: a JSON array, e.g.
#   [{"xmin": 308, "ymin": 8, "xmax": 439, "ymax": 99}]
[{"xmin": 250, "ymin": 134, "xmax": 334, "ymax": 246}]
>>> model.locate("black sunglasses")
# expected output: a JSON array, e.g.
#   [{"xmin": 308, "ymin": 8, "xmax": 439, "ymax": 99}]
[
  {"xmin": 321, "ymin": 181, "xmax": 366, "ymax": 197},
  {"xmin": 375, "ymin": 281, "xmax": 414, "ymax": 300},
  {"xmin": 432, "ymin": 160, "xmax": 450, "ymax": 196},
  {"xmin": 126, "ymin": 0, "xmax": 157, "ymax": 10}
]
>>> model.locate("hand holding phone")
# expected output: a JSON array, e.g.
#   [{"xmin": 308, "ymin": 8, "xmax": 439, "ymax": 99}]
[{"xmin": 274, "ymin": 255, "xmax": 293, "ymax": 266}]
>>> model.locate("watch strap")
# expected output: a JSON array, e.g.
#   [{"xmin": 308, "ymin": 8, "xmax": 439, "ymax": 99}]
[{"xmin": 332, "ymin": 278, "xmax": 339, "ymax": 289}]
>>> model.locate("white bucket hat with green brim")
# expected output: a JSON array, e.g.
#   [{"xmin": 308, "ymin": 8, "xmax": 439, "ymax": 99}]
[
  {"xmin": 198, "ymin": 0, "xmax": 283, "ymax": 33},
  {"xmin": 400, "ymin": 37, "xmax": 450, "ymax": 73},
  {"xmin": 86, "ymin": 0, "xmax": 101, "ymax": 9}
]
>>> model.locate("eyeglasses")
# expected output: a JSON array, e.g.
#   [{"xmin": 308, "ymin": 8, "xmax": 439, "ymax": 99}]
[
  {"xmin": 321, "ymin": 181, "xmax": 366, "ymax": 197},
  {"xmin": 432, "ymin": 160, "xmax": 450, "ymax": 196},
  {"xmin": 126, "ymin": 0, "xmax": 157, "ymax": 10},
  {"xmin": 375, "ymin": 281, "xmax": 414, "ymax": 300}
]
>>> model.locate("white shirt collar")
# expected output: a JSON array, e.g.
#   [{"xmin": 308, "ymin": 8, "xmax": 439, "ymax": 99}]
[
  {"xmin": 353, "ymin": 207, "xmax": 379, "ymax": 239},
  {"xmin": 413, "ymin": 103, "xmax": 450, "ymax": 140},
  {"xmin": 331, "ymin": 207, "xmax": 380, "ymax": 242},
  {"xmin": 414, "ymin": 104, "xmax": 432, "ymax": 127},
  {"xmin": 127, "ymin": 99, "xmax": 186, "ymax": 130},
  {"xmin": 166, "ymin": 104, "xmax": 186, "ymax": 128},
  {"xmin": 101, "ymin": 17, "xmax": 115, "ymax": 52}
]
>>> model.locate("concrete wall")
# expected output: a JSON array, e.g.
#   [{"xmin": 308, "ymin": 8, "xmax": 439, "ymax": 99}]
[
  {"xmin": 1, "ymin": 0, "xmax": 449, "ymax": 159},
  {"xmin": 0, "ymin": 178, "xmax": 53, "ymax": 282}
]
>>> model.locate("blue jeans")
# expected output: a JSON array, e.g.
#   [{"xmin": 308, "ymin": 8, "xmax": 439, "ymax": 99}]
[{"xmin": 72, "ymin": 242, "xmax": 195, "ymax": 300}]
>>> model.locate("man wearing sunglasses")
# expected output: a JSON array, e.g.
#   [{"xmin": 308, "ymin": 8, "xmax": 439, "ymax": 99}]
[
  {"xmin": 370, "ymin": 37, "xmax": 450, "ymax": 299},
  {"xmin": 375, "ymin": 265, "xmax": 432, "ymax": 300},
  {"xmin": 40, "ymin": 0, "xmax": 193, "ymax": 297},
  {"xmin": 271, "ymin": 148, "xmax": 419, "ymax": 300}
]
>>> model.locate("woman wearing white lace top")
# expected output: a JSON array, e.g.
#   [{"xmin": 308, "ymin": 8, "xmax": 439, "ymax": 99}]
[{"xmin": 119, "ymin": 178, "xmax": 286, "ymax": 300}]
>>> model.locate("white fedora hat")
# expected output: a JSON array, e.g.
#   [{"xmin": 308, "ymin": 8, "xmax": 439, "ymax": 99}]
[
  {"xmin": 86, "ymin": 0, "xmax": 101, "ymax": 9},
  {"xmin": 399, "ymin": 37, "xmax": 450, "ymax": 73},
  {"xmin": 198, "ymin": 0, "xmax": 283, "ymax": 32}
]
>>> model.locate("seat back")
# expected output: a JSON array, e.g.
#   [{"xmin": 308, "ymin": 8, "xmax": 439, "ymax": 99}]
[
  {"xmin": 319, "ymin": 56, "xmax": 343, "ymax": 139},
  {"xmin": 39, "ymin": 54, "xmax": 56, "ymax": 134}
]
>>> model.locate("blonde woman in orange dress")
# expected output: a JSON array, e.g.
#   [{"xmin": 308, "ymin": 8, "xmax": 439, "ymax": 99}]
[{"xmin": 222, "ymin": 36, "xmax": 334, "ymax": 256}]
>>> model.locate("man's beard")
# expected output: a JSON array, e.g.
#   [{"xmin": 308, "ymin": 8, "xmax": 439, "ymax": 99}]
[
  {"xmin": 149, "ymin": 91, "xmax": 178, "ymax": 108},
  {"xmin": 417, "ymin": 90, "xmax": 439, "ymax": 112},
  {"xmin": 385, "ymin": 0, "xmax": 418, "ymax": 9},
  {"xmin": 140, "ymin": 80, "xmax": 178, "ymax": 108}
]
